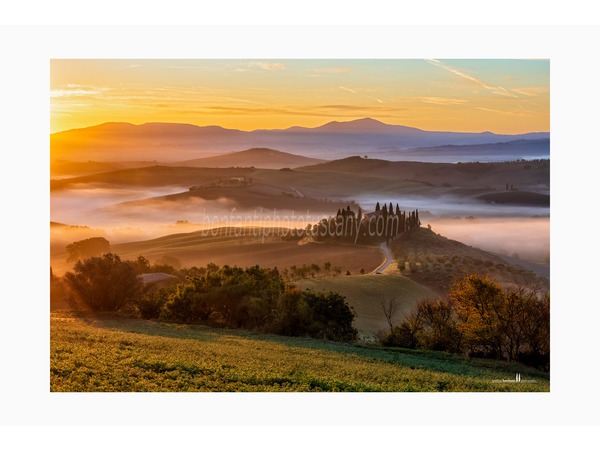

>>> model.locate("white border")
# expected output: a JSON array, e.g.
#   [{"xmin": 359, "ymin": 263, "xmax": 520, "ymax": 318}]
[{"xmin": 1, "ymin": 24, "xmax": 599, "ymax": 433}]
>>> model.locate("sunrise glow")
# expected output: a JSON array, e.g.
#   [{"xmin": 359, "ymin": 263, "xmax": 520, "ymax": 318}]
[{"xmin": 50, "ymin": 59, "xmax": 549, "ymax": 134}]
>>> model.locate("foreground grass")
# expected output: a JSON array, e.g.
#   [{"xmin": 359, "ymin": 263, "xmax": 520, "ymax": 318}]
[{"xmin": 50, "ymin": 310, "xmax": 549, "ymax": 392}]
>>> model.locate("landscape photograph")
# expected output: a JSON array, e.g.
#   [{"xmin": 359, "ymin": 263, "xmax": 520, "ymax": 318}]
[{"xmin": 50, "ymin": 59, "xmax": 550, "ymax": 392}]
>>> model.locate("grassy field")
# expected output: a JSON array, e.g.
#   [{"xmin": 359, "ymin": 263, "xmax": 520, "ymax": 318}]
[
  {"xmin": 50, "ymin": 310, "xmax": 549, "ymax": 392},
  {"xmin": 296, "ymin": 274, "xmax": 437, "ymax": 338},
  {"xmin": 51, "ymin": 227, "xmax": 384, "ymax": 277}
]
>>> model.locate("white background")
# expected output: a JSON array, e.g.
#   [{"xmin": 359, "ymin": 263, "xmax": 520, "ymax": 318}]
[{"xmin": 1, "ymin": 1, "xmax": 599, "ymax": 448}]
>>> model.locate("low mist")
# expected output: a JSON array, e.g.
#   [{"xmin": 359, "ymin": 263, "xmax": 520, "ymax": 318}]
[
  {"xmin": 427, "ymin": 217, "xmax": 550, "ymax": 266},
  {"xmin": 51, "ymin": 185, "xmax": 550, "ymax": 268}
]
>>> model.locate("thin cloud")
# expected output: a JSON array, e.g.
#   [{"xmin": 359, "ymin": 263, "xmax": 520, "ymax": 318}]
[
  {"xmin": 51, "ymin": 87, "xmax": 106, "ymax": 98},
  {"xmin": 417, "ymin": 96, "xmax": 469, "ymax": 105},
  {"xmin": 475, "ymin": 106, "xmax": 530, "ymax": 116},
  {"xmin": 252, "ymin": 62, "xmax": 285, "ymax": 71},
  {"xmin": 512, "ymin": 87, "xmax": 547, "ymax": 97},
  {"xmin": 339, "ymin": 86, "xmax": 383, "ymax": 103},
  {"xmin": 367, "ymin": 95, "xmax": 384, "ymax": 104},
  {"xmin": 338, "ymin": 85, "xmax": 357, "ymax": 94},
  {"xmin": 199, "ymin": 104, "xmax": 407, "ymax": 119},
  {"xmin": 312, "ymin": 67, "xmax": 352, "ymax": 74},
  {"xmin": 221, "ymin": 97, "xmax": 265, "ymax": 105},
  {"xmin": 426, "ymin": 59, "xmax": 519, "ymax": 98}
]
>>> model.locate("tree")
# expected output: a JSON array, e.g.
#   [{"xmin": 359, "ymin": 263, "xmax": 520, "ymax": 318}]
[
  {"xmin": 66, "ymin": 237, "xmax": 110, "ymax": 263},
  {"xmin": 380, "ymin": 296, "xmax": 399, "ymax": 333},
  {"xmin": 450, "ymin": 274, "xmax": 504, "ymax": 357},
  {"xmin": 64, "ymin": 253, "xmax": 142, "ymax": 311},
  {"xmin": 303, "ymin": 291, "xmax": 357, "ymax": 341},
  {"xmin": 416, "ymin": 298, "xmax": 462, "ymax": 352},
  {"xmin": 375, "ymin": 202, "xmax": 380, "ymax": 212},
  {"xmin": 128, "ymin": 255, "xmax": 151, "ymax": 275}
]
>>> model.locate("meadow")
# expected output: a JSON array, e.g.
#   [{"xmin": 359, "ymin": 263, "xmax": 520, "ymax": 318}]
[
  {"xmin": 50, "ymin": 310, "xmax": 549, "ymax": 392},
  {"xmin": 297, "ymin": 274, "xmax": 436, "ymax": 337}
]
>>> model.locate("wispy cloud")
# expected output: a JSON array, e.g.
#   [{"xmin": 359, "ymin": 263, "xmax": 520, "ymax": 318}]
[
  {"xmin": 338, "ymin": 86, "xmax": 383, "ymax": 103},
  {"xmin": 251, "ymin": 62, "xmax": 285, "ymax": 71},
  {"xmin": 426, "ymin": 59, "xmax": 519, "ymax": 98},
  {"xmin": 51, "ymin": 86, "xmax": 107, "ymax": 98},
  {"xmin": 366, "ymin": 95, "xmax": 384, "ymax": 104},
  {"xmin": 512, "ymin": 87, "xmax": 547, "ymax": 97},
  {"xmin": 417, "ymin": 96, "xmax": 469, "ymax": 105},
  {"xmin": 338, "ymin": 85, "xmax": 357, "ymax": 94},
  {"xmin": 312, "ymin": 67, "xmax": 352, "ymax": 74},
  {"xmin": 474, "ymin": 106, "xmax": 530, "ymax": 116}
]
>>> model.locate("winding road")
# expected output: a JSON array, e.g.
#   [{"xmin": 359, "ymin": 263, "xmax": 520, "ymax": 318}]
[{"xmin": 371, "ymin": 242, "xmax": 394, "ymax": 274}]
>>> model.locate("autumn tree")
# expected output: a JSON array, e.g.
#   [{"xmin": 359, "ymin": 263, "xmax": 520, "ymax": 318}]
[
  {"xmin": 382, "ymin": 274, "xmax": 550, "ymax": 369},
  {"xmin": 450, "ymin": 274, "xmax": 505, "ymax": 357}
]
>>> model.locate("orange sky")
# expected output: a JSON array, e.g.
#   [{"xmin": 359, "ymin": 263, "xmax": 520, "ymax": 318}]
[{"xmin": 50, "ymin": 59, "xmax": 549, "ymax": 134}]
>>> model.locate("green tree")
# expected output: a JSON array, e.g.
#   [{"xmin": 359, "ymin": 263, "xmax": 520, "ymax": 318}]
[
  {"xmin": 65, "ymin": 253, "xmax": 142, "ymax": 311},
  {"xmin": 303, "ymin": 290, "xmax": 357, "ymax": 341}
]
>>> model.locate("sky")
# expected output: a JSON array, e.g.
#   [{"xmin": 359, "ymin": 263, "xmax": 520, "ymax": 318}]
[{"xmin": 50, "ymin": 59, "xmax": 549, "ymax": 134}]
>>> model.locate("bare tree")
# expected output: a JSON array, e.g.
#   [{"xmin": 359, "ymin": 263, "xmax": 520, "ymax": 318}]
[{"xmin": 380, "ymin": 296, "xmax": 400, "ymax": 333}]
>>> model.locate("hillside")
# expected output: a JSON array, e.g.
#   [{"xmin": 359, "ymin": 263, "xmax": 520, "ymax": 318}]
[
  {"xmin": 50, "ymin": 166, "xmax": 255, "ymax": 190},
  {"xmin": 388, "ymin": 226, "xmax": 549, "ymax": 293},
  {"xmin": 51, "ymin": 310, "xmax": 549, "ymax": 392},
  {"xmin": 177, "ymin": 147, "xmax": 325, "ymax": 169},
  {"xmin": 50, "ymin": 159, "xmax": 158, "ymax": 178},
  {"xmin": 297, "ymin": 274, "xmax": 437, "ymax": 337},
  {"xmin": 50, "ymin": 159, "xmax": 548, "ymax": 202},
  {"xmin": 101, "ymin": 228, "xmax": 384, "ymax": 278},
  {"xmin": 301, "ymin": 157, "xmax": 549, "ymax": 192}
]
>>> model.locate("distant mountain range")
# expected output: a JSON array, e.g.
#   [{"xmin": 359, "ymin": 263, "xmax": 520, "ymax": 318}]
[
  {"xmin": 376, "ymin": 138, "xmax": 550, "ymax": 163},
  {"xmin": 51, "ymin": 118, "xmax": 550, "ymax": 163}
]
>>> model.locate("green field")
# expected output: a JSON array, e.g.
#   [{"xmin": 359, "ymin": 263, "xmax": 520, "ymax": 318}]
[
  {"xmin": 296, "ymin": 274, "xmax": 437, "ymax": 338},
  {"xmin": 50, "ymin": 310, "xmax": 549, "ymax": 392}
]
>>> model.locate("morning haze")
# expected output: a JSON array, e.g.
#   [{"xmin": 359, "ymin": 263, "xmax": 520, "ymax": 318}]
[{"xmin": 50, "ymin": 59, "xmax": 550, "ymax": 392}]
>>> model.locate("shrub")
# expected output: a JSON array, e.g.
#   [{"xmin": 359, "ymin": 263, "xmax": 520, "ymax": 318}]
[{"xmin": 136, "ymin": 288, "xmax": 171, "ymax": 319}]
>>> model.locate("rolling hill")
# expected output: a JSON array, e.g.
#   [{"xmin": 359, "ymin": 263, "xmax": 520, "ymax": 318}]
[
  {"xmin": 102, "ymin": 227, "xmax": 384, "ymax": 278},
  {"xmin": 177, "ymin": 147, "xmax": 325, "ymax": 169},
  {"xmin": 297, "ymin": 274, "xmax": 437, "ymax": 337},
  {"xmin": 301, "ymin": 157, "xmax": 550, "ymax": 192}
]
